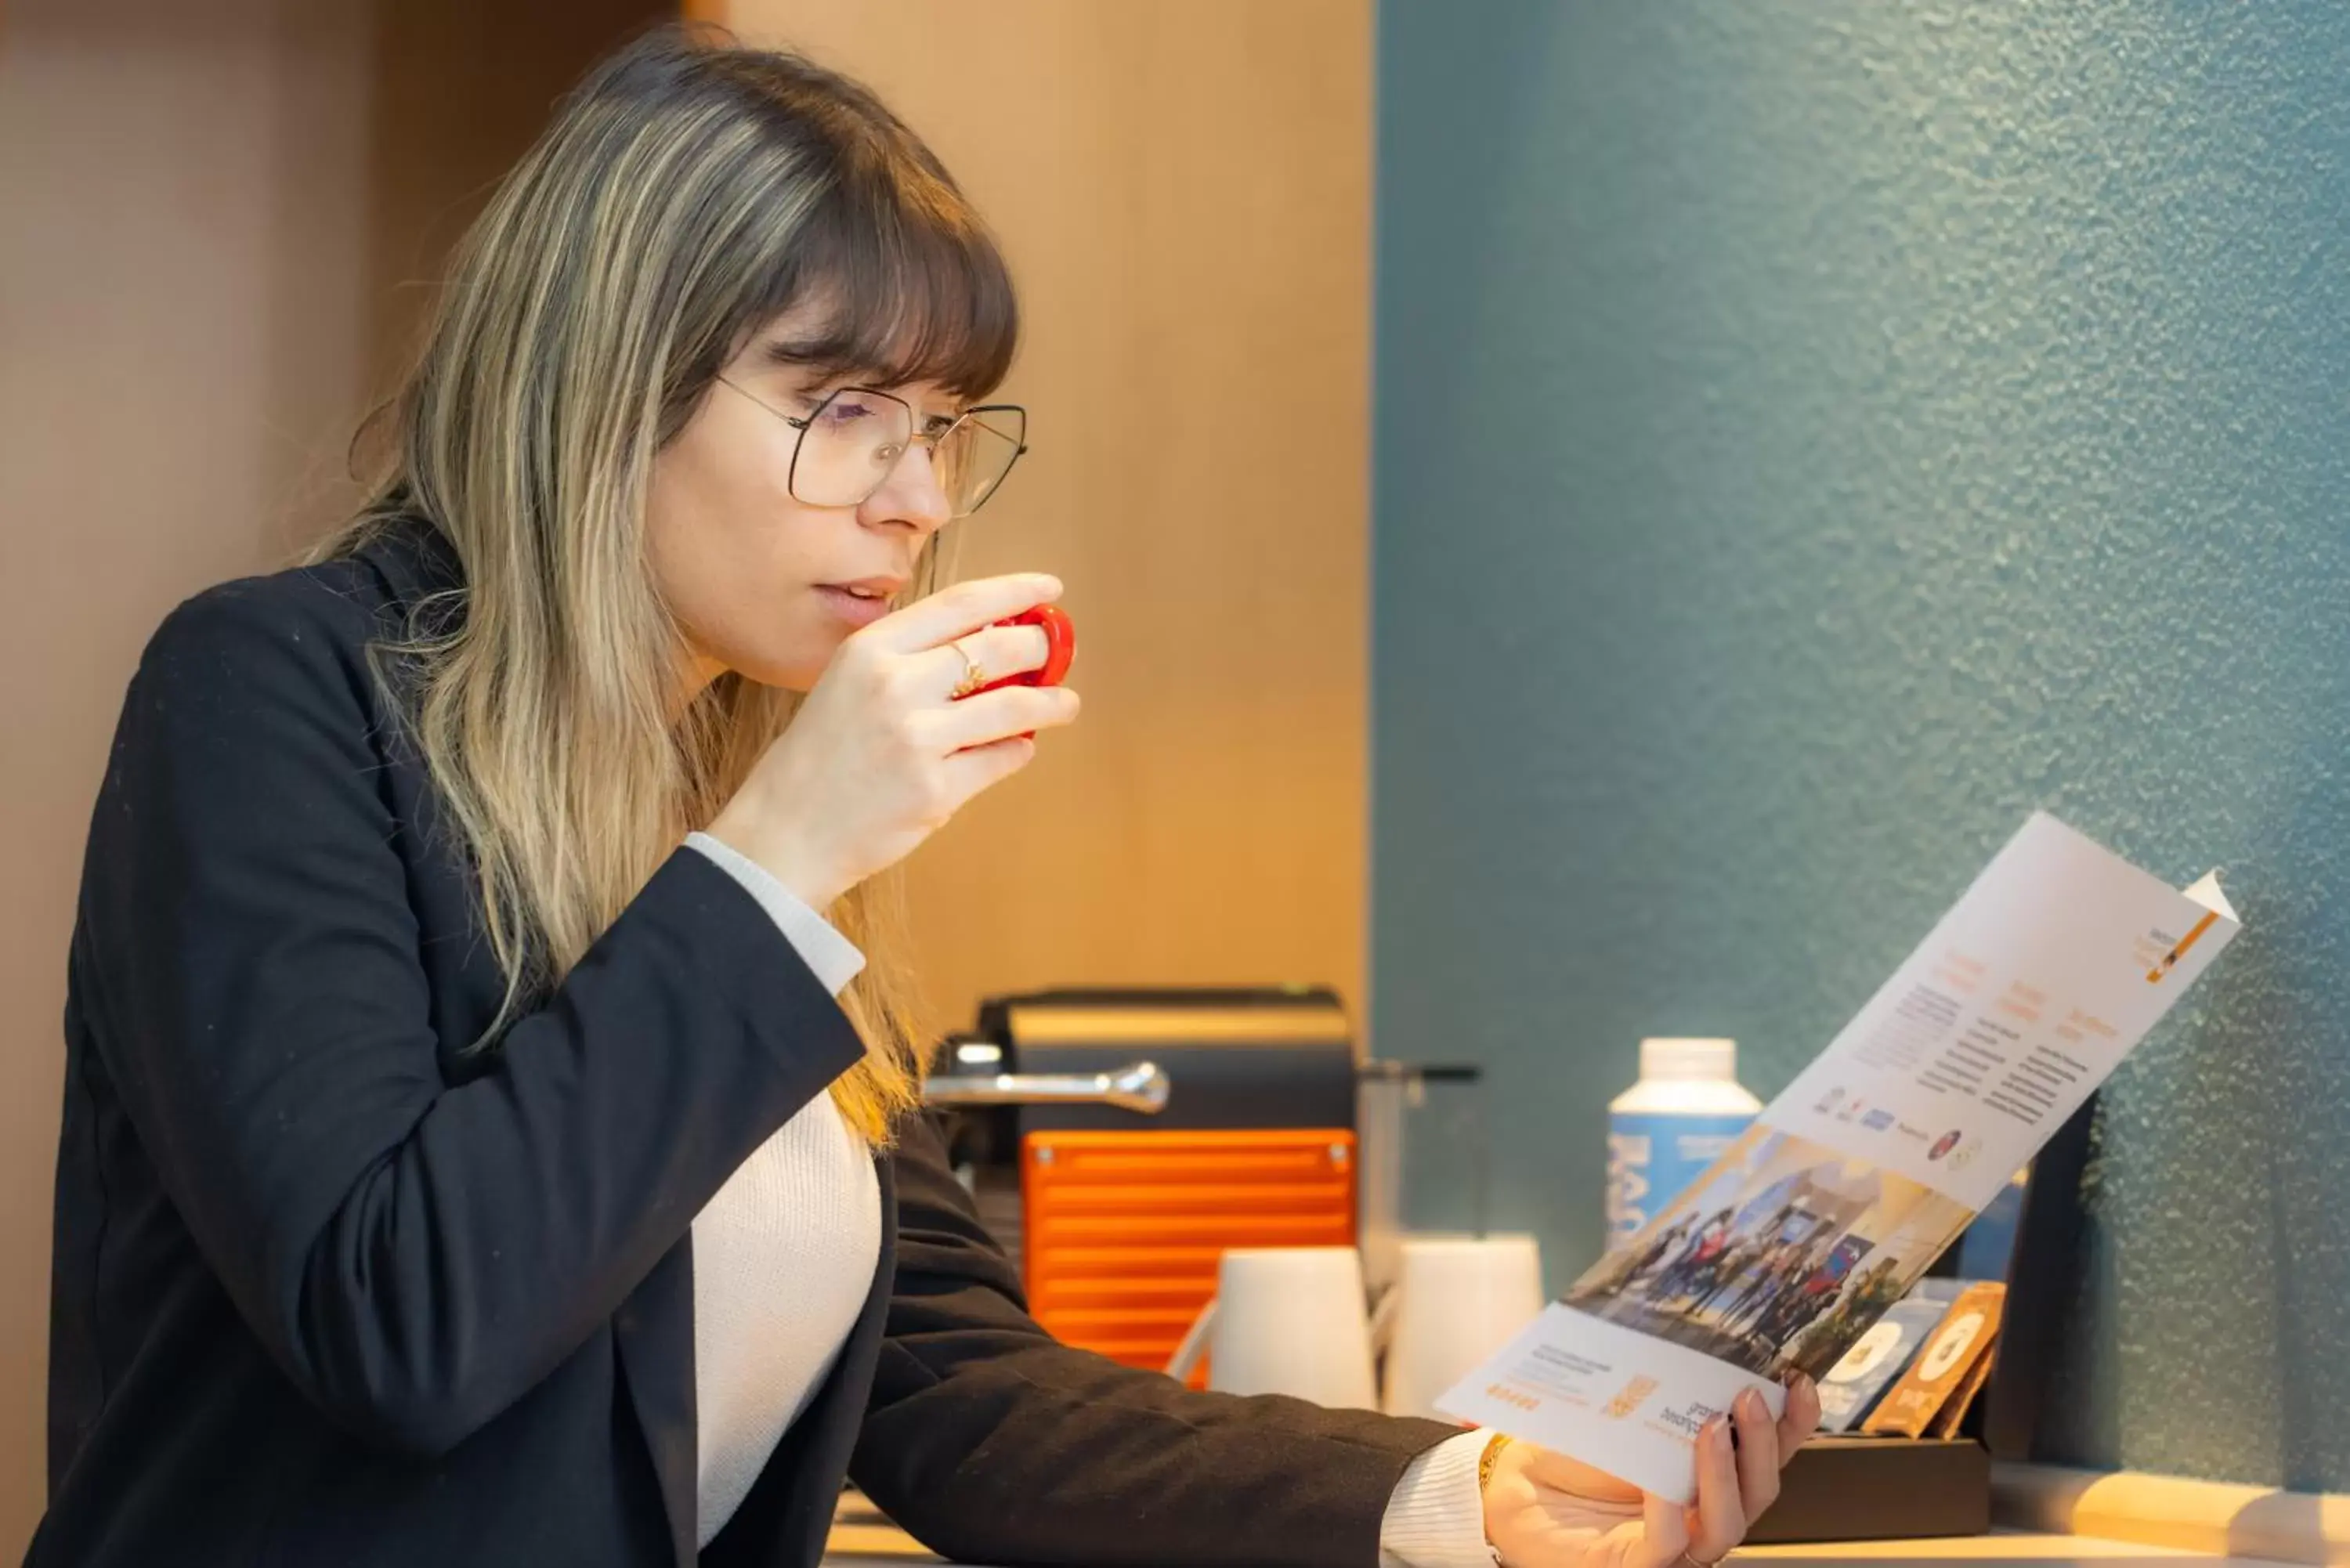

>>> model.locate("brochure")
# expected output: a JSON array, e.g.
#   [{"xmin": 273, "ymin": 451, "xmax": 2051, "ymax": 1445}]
[{"xmin": 1436, "ymin": 812, "xmax": 2239, "ymax": 1501}]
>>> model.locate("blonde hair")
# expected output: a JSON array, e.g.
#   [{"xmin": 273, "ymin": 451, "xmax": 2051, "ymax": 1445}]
[{"xmin": 309, "ymin": 27, "xmax": 1019, "ymax": 1147}]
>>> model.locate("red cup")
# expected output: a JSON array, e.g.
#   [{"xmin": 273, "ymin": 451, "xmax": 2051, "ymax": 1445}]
[{"xmin": 965, "ymin": 603, "xmax": 1076, "ymax": 741}]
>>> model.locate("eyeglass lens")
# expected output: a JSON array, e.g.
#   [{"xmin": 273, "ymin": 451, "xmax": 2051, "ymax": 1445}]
[{"xmin": 792, "ymin": 391, "xmax": 1025, "ymax": 518}]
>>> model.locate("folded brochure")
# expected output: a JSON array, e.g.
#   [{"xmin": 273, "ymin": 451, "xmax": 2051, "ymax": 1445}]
[
  {"xmin": 1861, "ymin": 1280, "xmax": 2005, "ymax": 1438},
  {"xmin": 1813, "ymin": 1282, "xmax": 1958, "ymax": 1433},
  {"xmin": 1436, "ymin": 812, "xmax": 2239, "ymax": 1501}
]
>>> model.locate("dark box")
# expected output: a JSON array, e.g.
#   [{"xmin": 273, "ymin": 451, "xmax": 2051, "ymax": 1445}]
[
  {"xmin": 1746, "ymin": 1437, "xmax": 1990, "ymax": 1544},
  {"xmin": 1743, "ymin": 1093, "xmax": 2095, "ymax": 1544}
]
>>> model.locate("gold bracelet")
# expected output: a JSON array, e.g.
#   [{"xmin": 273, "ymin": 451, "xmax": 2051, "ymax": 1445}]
[{"xmin": 1477, "ymin": 1432, "xmax": 1512, "ymax": 1494}]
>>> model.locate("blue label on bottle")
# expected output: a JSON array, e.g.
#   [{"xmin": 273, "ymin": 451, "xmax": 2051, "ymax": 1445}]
[{"xmin": 1606, "ymin": 1112, "xmax": 1755, "ymax": 1246}]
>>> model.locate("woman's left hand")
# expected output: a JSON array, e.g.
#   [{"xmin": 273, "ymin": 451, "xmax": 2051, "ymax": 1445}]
[{"xmin": 1481, "ymin": 1376, "xmax": 1821, "ymax": 1568}]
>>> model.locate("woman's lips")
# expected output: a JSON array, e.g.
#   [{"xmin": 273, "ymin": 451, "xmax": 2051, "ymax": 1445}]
[{"xmin": 815, "ymin": 584, "xmax": 894, "ymax": 628}]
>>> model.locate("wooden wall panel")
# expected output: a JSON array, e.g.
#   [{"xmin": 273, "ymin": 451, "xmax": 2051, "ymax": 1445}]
[
  {"xmin": 707, "ymin": 0, "xmax": 1375, "ymax": 1042},
  {"xmin": 0, "ymin": 1, "xmax": 665, "ymax": 1548}
]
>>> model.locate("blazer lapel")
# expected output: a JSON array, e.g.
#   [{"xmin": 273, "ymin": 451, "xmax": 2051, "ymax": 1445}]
[{"xmin": 614, "ymin": 1236, "xmax": 701, "ymax": 1568}]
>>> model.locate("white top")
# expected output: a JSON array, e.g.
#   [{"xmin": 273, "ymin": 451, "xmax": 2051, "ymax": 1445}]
[
  {"xmin": 688, "ymin": 1096, "xmax": 880, "ymax": 1546},
  {"xmin": 681, "ymin": 833, "xmax": 1491, "ymax": 1563},
  {"xmin": 685, "ymin": 833, "xmax": 881, "ymax": 1547}
]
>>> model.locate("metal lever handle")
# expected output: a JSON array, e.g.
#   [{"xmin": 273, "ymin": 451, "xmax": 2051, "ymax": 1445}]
[{"xmin": 921, "ymin": 1060, "xmax": 1170, "ymax": 1115}]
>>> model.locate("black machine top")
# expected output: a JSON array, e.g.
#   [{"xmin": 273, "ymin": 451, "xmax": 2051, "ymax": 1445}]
[{"xmin": 965, "ymin": 985, "xmax": 1361, "ymax": 1135}]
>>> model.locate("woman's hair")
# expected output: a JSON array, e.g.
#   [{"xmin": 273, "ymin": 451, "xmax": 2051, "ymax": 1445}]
[{"xmin": 306, "ymin": 25, "xmax": 1018, "ymax": 1148}]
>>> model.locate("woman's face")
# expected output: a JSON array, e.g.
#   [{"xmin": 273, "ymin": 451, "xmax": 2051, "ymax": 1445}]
[{"xmin": 648, "ymin": 309, "xmax": 959, "ymax": 695}]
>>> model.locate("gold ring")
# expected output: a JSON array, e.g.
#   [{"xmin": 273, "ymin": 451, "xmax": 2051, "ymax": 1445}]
[{"xmin": 948, "ymin": 639, "xmax": 989, "ymax": 699}]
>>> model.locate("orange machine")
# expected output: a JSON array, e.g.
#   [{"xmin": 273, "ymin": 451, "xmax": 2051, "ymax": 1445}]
[{"xmin": 924, "ymin": 988, "xmax": 1361, "ymax": 1385}]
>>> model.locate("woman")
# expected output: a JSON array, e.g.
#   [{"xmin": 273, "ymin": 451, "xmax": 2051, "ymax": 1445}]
[{"xmin": 34, "ymin": 28, "xmax": 1816, "ymax": 1568}]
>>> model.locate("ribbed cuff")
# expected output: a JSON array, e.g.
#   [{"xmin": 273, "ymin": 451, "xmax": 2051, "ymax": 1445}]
[
  {"xmin": 1378, "ymin": 1429, "xmax": 1497, "ymax": 1568},
  {"xmin": 685, "ymin": 832, "xmax": 866, "ymax": 998}
]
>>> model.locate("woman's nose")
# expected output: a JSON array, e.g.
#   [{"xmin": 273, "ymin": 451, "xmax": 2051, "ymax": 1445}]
[{"xmin": 861, "ymin": 443, "xmax": 953, "ymax": 536}]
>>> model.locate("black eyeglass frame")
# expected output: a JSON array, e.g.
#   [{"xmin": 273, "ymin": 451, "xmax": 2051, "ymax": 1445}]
[{"xmin": 716, "ymin": 377, "xmax": 1031, "ymax": 518}]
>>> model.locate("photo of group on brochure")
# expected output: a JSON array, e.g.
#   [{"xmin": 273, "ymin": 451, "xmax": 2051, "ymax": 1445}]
[{"xmin": 1567, "ymin": 1125, "xmax": 1975, "ymax": 1382}]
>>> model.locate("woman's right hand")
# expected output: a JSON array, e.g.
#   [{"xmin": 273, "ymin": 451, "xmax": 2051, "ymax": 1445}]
[{"xmin": 706, "ymin": 573, "xmax": 1079, "ymax": 910}]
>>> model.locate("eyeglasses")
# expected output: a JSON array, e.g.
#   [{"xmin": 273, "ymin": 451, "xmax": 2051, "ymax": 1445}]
[{"xmin": 717, "ymin": 378, "xmax": 1029, "ymax": 518}]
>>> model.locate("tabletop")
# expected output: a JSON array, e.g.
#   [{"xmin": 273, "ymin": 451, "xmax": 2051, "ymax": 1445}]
[{"xmin": 823, "ymin": 1522, "xmax": 2232, "ymax": 1568}]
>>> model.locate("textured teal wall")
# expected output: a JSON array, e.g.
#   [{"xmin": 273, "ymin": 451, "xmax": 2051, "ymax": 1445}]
[{"xmin": 1372, "ymin": 2, "xmax": 2350, "ymax": 1485}]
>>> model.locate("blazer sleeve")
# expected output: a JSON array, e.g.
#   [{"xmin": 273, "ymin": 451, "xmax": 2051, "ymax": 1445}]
[
  {"xmin": 74, "ymin": 580, "xmax": 866, "ymax": 1458},
  {"xmin": 849, "ymin": 1113, "xmax": 1462, "ymax": 1568}
]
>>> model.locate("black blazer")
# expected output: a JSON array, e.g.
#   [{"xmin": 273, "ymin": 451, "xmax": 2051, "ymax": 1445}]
[{"xmin": 34, "ymin": 522, "xmax": 1455, "ymax": 1568}]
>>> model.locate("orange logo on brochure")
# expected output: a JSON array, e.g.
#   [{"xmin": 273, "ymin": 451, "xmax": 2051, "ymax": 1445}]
[
  {"xmin": 1603, "ymin": 1376, "xmax": 1660, "ymax": 1421},
  {"xmin": 2146, "ymin": 910, "xmax": 2221, "ymax": 984}
]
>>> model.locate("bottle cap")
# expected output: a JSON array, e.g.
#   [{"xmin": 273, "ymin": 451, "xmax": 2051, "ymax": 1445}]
[{"xmin": 1640, "ymin": 1037, "xmax": 1737, "ymax": 1082}]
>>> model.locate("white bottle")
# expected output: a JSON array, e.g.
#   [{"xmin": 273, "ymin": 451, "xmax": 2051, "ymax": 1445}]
[{"xmin": 1605, "ymin": 1039, "xmax": 1761, "ymax": 1250}]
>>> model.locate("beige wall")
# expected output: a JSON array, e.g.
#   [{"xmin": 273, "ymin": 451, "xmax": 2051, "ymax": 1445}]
[
  {"xmin": 0, "ymin": 0, "xmax": 663, "ymax": 1548},
  {"xmin": 707, "ymin": 0, "xmax": 1377, "ymax": 1039},
  {"xmin": 1, "ymin": 6, "xmax": 376, "ymax": 1546}
]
